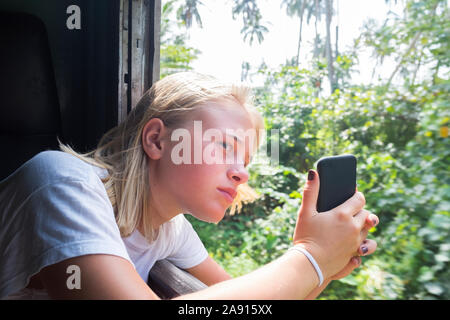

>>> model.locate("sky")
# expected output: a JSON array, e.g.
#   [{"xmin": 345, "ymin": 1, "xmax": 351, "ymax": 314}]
[{"xmin": 183, "ymin": 0, "xmax": 403, "ymax": 86}]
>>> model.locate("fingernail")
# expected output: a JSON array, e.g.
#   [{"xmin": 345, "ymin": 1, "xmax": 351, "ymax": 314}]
[
  {"xmin": 361, "ymin": 246, "xmax": 368, "ymax": 255},
  {"xmin": 308, "ymin": 170, "xmax": 315, "ymax": 181}
]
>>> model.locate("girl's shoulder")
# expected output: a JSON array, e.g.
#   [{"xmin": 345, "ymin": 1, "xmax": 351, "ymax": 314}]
[{"xmin": 0, "ymin": 150, "xmax": 106, "ymax": 194}]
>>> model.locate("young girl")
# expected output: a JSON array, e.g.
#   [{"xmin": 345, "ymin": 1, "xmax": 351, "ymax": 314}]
[{"xmin": 0, "ymin": 72, "xmax": 378, "ymax": 299}]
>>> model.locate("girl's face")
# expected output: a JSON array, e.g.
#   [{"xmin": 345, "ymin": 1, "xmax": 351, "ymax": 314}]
[{"xmin": 146, "ymin": 99, "xmax": 255, "ymax": 225}]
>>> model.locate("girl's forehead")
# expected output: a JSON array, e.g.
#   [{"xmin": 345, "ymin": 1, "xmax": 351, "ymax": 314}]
[{"xmin": 187, "ymin": 100, "xmax": 254, "ymax": 131}]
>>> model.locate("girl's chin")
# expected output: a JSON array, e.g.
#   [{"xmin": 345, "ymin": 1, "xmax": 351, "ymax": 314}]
[{"xmin": 190, "ymin": 209, "xmax": 226, "ymax": 224}]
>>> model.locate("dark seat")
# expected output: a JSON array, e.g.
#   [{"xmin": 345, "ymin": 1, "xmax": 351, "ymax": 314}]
[{"xmin": 0, "ymin": 12, "xmax": 61, "ymax": 181}]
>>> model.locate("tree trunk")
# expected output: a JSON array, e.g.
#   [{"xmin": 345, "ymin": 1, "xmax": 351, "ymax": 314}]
[
  {"xmin": 313, "ymin": 0, "xmax": 320, "ymax": 58},
  {"xmin": 386, "ymin": 31, "xmax": 421, "ymax": 86},
  {"xmin": 335, "ymin": 24, "xmax": 339, "ymax": 87},
  {"xmin": 296, "ymin": 16, "xmax": 304, "ymax": 65},
  {"xmin": 387, "ymin": 1, "xmax": 438, "ymax": 86},
  {"xmin": 325, "ymin": 0, "xmax": 335, "ymax": 93},
  {"xmin": 296, "ymin": 1, "xmax": 307, "ymax": 66}
]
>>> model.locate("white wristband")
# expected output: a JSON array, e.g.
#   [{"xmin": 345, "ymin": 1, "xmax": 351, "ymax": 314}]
[{"xmin": 288, "ymin": 245, "xmax": 324, "ymax": 287}]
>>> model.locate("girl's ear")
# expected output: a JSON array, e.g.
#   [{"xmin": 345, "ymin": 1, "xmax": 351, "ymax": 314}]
[{"xmin": 142, "ymin": 118, "xmax": 167, "ymax": 160}]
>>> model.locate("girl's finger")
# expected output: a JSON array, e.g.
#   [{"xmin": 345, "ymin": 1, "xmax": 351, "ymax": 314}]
[
  {"xmin": 360, "ymin": 226, "xmax": 369, "ymax": 243},
  {"xmin": 333, "ymin": 191, "xmax": 366, "ymax": 219},
  {"xmin": 353, "ymin": 208, "xmax": 369, "ymax": 230},
  {"xmin": 364, "ymin": 212, "xmax": 379, "ymax": 229},
  {"xmin": 358, "ymin": 238, "xmax": 378, "ymax": 256},
  {"xmin": 330, "ymin": 256, "xmax": 361, "ymax": 280}
]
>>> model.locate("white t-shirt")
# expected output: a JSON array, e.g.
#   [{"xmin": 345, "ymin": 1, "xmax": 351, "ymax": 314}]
[{"xmin": 0, "ymin": 151, "xmax": 208, "ymax": 299}]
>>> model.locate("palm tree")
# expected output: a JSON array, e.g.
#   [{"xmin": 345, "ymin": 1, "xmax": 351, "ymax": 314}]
[
  {"xmin": 177, "ymin": 0, "xmax": 203, "ymax": 28},
  {"xmin": 281, "ymin": 0, "xmax": 315, "ymax": 66},
  {"xmin": 232, "ymin": 0, "xmax": 269, "ymax": 45}
]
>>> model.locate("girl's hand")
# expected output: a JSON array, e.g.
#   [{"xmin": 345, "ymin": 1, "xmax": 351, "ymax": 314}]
[
  {"xmin": 331, "ymin": 187, "xmax": 379, "ymax": 280},
  {"xmin": 303, "ymin": 215, "xmax": 379, "ymax": 300},
  {"xmin": 330, "ymin": 239, "xmax": 378, "ymax": 280},
  {"xmin": 292, "ymin": 169, "xmax": 379, "ymax": 280}
]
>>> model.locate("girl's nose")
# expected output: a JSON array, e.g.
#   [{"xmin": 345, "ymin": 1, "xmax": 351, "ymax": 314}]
[{"xmin": 227, "ymin": 166, "xmax": 249, "ymax": 185}]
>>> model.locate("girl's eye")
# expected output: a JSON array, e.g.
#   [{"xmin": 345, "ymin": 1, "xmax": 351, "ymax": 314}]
[
  {"xmin": 221, "ymin": 142, "xmax": 233, "ymax": 152},
  {"xmin": 218, "ymin": 141, "xmax": 248, "ymax": 166}
]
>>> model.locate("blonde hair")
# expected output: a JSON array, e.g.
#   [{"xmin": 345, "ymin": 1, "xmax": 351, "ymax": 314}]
[{"xmin": 59, "ymin": 72, "xmax": 264, "ymax": 242}]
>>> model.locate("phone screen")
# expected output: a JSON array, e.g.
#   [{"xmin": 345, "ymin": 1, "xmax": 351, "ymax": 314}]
[{"xmin": 316, "ymin": 154, "xmax": 357, "ymax": 212}]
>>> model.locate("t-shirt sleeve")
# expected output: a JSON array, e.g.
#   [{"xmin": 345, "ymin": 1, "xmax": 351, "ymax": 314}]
[
  {"xmin": 0, "ymin": 179, "xmax": 133, "ymax": 298},
  {"xmin": 165, "ymin": 216, "xmax": 209, "ymax": 269}
]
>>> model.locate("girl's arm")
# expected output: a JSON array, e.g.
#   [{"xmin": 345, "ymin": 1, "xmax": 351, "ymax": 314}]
[
  {"xmin": 304, "ymin": 279, "xmax": 332, "ymax": 300},
  {"xmin": 186, "ymin": 205, "xmax": 379, "ymax": 297},
  {"xmin": 182, "ymin": 235, "xmax": 374, "ymax": 300},
  {"xmin": 38, "ymin": 247, "xmax": 318, "ymax": 300},
  {"xmin": 39, "ymin": 254, "xmax": 160, "ymax": 300},
  {"xmin": 185, "ymin": 256, "xmax": 232, "ymax": 286},
  {"xmin": 177, "ymin": 248, "xmax": 319, "ymax": 300}
]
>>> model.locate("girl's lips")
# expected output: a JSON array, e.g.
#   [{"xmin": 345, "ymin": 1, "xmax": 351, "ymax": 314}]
[{"xmin": 217, "ymin": 188, "xmax": 235, "ymax": 203}]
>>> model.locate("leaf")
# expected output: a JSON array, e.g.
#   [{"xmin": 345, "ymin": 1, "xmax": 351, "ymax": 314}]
[
  {"xmin": 418, "ymin": 267, "xmax": 434, "ymax": 282},
  {"xmin": 424, "ymin": 283, "xmax": 444, "ymax": 296},
  {"xmin": 435, "ymin": 254, "xmax": 450, "ymax": 262},
  {"xmin": 289, "ymin": 190, "xmax": 302, "ymax": 199},
  {"xmin": 339, "ymin": 275, "xmax": 358, "ymax": 286},
  {"xmin": 440, "ymin": 243, "xmax": 450, "ymax": 252}
]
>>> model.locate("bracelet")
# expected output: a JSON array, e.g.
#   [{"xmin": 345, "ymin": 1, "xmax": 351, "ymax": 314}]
[{"xmin": 288, "ymin": 245, "xmax": 324, "ymax": 287}]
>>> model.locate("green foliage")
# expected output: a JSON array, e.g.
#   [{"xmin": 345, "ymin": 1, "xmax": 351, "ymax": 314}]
[
  {"xmin": 160, "ymin": 42, "xmax": 200, "ymax": 78},
  {"xmin": 160, "ymin": 0, "xmax": 200, "ymax": 78},
  {"xmin": 186, "ymin": 0, "xmax": 449, "ymax": 299}
]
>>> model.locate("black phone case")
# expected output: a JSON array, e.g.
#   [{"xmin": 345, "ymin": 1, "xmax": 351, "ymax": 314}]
[{"xmin": 316, "ymin": 154, "xmax": 357, "ymax": 212}]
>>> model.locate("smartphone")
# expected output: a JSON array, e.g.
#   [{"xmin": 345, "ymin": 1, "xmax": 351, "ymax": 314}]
[{"xmin": 316, "ymin": 154, "xmax": 357, "ymax": 212}]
